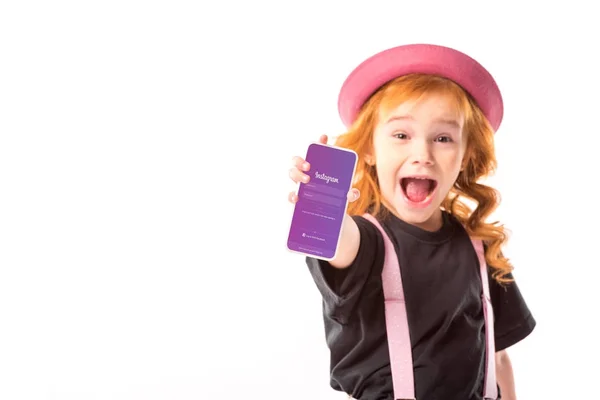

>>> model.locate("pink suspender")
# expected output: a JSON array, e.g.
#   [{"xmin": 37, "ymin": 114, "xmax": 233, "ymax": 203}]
[
  {"xmin": 362, "ymin": 213, "xmax": 416, "ymax": 399},
  {"xmin": 473, "ymin": 238, "xmax": 498, "ymax": 400},
  {"xmin": 362, "ymin": 213, "xmax": 498, "ymax": 400}
]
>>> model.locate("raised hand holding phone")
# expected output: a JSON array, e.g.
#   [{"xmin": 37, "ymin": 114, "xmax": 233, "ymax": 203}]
[{"xmin": 287, "ymin": 135, "xmax": 361, "ymax": 264}]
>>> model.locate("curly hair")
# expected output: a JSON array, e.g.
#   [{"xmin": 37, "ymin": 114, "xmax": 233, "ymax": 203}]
[{"xmin": 333, "ymin": 73, "xmax": 513, "ymax": 284}]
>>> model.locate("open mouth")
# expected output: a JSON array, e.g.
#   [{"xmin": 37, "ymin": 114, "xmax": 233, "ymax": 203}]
[{"xmin": 400, "ymin": 176, "xmax": 438, "ymax": 204}]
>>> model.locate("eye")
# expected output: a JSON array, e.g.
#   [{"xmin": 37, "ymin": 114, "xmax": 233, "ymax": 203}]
[
  {"xmin": 435, "ymin": 135, "xmax": 453, "ymax": 143},
  {"xmin": 393, "ymin": 133, "xmax": 408, "ymax": 140}
]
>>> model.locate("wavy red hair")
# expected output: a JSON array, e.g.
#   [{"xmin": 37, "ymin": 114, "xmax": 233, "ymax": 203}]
[{"xmin": 334, "ymin": 73, "xmax": 513, "ymax": 284}]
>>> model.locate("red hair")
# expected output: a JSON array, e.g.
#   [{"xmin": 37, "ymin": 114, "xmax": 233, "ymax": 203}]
[{"xmin": 334, "ymin": 73, "xmax": 513, "ymax": 284}]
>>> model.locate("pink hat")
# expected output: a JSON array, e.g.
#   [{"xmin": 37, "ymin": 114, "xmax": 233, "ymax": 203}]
[{"xmin": 337, "ymin": 43, "xmax": 504, "ymax": 132}]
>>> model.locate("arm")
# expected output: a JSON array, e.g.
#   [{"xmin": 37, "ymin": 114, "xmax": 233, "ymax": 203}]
[
  {"xmin": 305, "ymin": 215, "xmax": 384, "ymax": 324},
  {"xmin": 329, "ymin": 214, "xmax": 361, "ymax": 269},
  {"xmin": 487, "ymin": 262, "xmax": 536, "ymax": 400},
  {"xmin": 496, "ymin": 350, "xmax": 516, "ymax": 400}
]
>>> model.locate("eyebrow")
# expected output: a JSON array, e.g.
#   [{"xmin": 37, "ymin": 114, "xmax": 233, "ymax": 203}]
[{"xmin": 385, "ymin": 115, "xmax": 462, "ymax": 129}]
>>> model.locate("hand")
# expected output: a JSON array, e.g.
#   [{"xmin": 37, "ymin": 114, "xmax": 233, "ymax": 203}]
[{"xmin": 288, "ymin": 134, "xmax": 360, "ymax": 205}]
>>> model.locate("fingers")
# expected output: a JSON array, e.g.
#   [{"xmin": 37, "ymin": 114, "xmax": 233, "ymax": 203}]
[
  {"xmin": 290, "ymin": 134, "xmax": 328, "ymax": 174},
  {"xmin": 289, "ymin": 135, "xmax": 330, "ymax": 205},
  {"xmin": 291, "ymin": 155, "xmax": 310, "ymax": 172},
  {"xmin": 290, "ymin": 155, "xmax": 311, "ymax": 185},
  {"xmin": 289, "ymin": 166, "xmax": 310, "ymax": 185}
]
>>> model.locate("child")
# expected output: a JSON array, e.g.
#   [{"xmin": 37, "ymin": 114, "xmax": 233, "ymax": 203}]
[{"xmin": 287, "ymin": 44, "xmax": 536, "ymax": 400}]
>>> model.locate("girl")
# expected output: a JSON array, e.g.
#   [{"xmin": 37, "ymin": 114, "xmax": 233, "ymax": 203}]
[{"xmin": 287, "ymin": 44, "xmax": 536, "ymax": 399}]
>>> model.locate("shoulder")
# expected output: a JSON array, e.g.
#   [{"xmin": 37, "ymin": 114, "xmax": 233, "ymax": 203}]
[
  {"xmin": 306, "ymin": 214, "xmax": 385, "ymax": 283},
  {"xmin": 461, "ymin": 232, "xmax": 537, "ymax": 350},
  {"xmin": 482, "ymin": 249, "xmax": 537, "ymax": 350},
  {"xmin": 354, "ymin": 214, "xmax": 386, "ymax": 241}
]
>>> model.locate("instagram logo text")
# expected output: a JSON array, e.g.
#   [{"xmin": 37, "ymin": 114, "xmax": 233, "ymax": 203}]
[{"xmin": 314, "ymin": 171, "xmax": 339, "ymax": 184}]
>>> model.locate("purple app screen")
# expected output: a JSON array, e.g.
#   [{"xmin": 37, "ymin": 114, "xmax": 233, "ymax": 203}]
[{"xmin": 287, "ymin": 143, "xmax": 357, "ymax": 260}]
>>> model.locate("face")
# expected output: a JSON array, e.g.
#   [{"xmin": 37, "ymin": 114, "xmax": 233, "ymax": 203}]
[{"xmin": 369, "ymin": 94, "xmax": 468, "ymax": 231}]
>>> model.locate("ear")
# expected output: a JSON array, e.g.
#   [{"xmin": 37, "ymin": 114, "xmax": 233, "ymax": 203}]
[
  {"xmin": 460, "ymin": 133, "xmax": 471, "ymax": 171},
  {"xmin": 460, "ymin": 151, "xmax": 470, "ymax": 171},
  {"xmin": 364, "ymin": 151, "xmax": 375, "ymax": 166}
]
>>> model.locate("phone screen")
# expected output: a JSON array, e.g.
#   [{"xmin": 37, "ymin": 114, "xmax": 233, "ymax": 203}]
[{"xmin": 287, "ymin": 143, "xmax": 358, "ymax": 260}]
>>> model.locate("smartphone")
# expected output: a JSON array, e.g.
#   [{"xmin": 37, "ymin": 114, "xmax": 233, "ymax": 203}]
[{"xmin": 287, "ymin": 142, "xmax": 358, "ymax": 261}]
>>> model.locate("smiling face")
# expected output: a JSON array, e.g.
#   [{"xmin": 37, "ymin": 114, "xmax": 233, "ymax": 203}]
[{"xmin": 368, "ymin": 93, "xmax": 468, "ymax": 231}]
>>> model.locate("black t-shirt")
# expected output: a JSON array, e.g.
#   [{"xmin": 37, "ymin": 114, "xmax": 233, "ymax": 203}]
[{"xmin": 306, "ymin": 209, "xmax": 536, "ymax": 400}]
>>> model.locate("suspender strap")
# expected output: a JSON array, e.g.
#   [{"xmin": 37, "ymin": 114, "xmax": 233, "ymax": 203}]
[
  {"xmin": 470, "ymin": 238, "xmax": 498, "ymax": 399},
  {"xmin": 362, "ymin": 213, "xmax": 497, "ymax": 400},
  {"xmin": 362, "ymin": 214, "xmax": 415, "ymax": 400}
]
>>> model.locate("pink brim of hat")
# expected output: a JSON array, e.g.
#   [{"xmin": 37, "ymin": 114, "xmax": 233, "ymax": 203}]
[{"xmin": 337, "ymin": 44, "xmax": 504, "ymax": 132}]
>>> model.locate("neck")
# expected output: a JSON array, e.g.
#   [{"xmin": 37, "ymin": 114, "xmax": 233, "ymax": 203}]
[
  {"xmin": 380, "ymin": 200, "xmax": 445, "ymax": 232},
  {"xmin": 411, "ymin": 209, "xmax": 444, "ymax": 232}
]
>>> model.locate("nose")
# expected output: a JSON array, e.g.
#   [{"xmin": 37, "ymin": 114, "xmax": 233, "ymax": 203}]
[{"xmin": 410, "ymin": 139, "xmax": 434, "ymax": 166}]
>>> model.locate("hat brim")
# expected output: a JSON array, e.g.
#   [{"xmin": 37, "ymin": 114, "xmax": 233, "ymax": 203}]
[{"xmin": 337, "ymin": 44, "xmax": 504, "ymax": 132}]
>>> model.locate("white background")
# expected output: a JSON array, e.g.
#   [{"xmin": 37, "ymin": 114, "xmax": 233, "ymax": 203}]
[{"xmin": 1, "ymin": 1, "xmax": 598, "ymax": 399}]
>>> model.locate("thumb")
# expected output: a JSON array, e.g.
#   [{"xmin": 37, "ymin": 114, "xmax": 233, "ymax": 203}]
[{"xmin": 347, "ymin": 188, "xmax": 360, "ymax": 203}]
